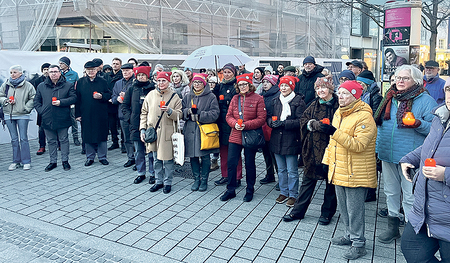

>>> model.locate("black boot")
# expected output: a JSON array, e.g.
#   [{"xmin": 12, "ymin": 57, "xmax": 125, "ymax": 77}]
[{"xmin": 377, "ymin": 216, "xmax": 401, "ymax": 243}]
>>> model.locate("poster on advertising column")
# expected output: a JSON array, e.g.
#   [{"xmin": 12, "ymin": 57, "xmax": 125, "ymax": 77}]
[{"xmin": 383, "ymin": 7, "xmax": 412, "ymax": 81}]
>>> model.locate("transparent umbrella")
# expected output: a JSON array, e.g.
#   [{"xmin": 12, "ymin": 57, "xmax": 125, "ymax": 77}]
[{"xmin": 180, "ymin": 45, "xmax": 252, "ymax": 70}]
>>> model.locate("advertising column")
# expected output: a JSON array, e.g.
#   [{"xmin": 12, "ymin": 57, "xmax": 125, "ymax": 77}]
[{"xmin": 382, "ymin": 1, "xmax": 422, "ymax": 86}]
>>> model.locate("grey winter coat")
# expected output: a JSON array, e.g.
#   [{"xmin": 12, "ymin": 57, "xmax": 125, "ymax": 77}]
[
  {"xmin": 182, "ymin": 85, "xmax": 220, "ymax": 157},
  {"xmin": 400, "ymin": 104, "xmax": 450, "ymax": 242}
]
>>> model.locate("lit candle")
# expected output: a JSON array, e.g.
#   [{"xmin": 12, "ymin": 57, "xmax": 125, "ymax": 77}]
[
  {"xmin": 237, "ymin": 119, "xmax": 243, "ymax": 126},
  {"xmin": 9, "ymin": 96, "xmax": 14, "ymax": 101},
  {"xmin": 192, "ymin": 104, "xmax": 197, "ymax": 109},
  {"xmin": 321, "ymin": 118, "xmax": 330, "ymax": 125},
  {"xmin": 272, "ymin": 116, "xmax": 278, "ymax": 121},
  {"xmin": 424, "ymin": 158, "xmax": 436, "ymax": 167},
  {"xmin": 219, "ymin": 95, "xmax": 224, "ymax": 100},
  {"xmin": 52, "ymin": 97, "xmax": 57, "ymax": 102},
  {"xmin": 160, "ymin": 101, "xmax": 165, "ymax": 107},
  {"xmin": 402, "ymin": 112, "xmax": 416, "ymax": 126},
  {"xmin": 93, "ymin": 91, "xmax": 98, "ymax": 95}
]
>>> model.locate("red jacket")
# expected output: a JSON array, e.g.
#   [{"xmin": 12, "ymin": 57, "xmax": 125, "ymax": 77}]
[{"xmin": 226, "ymin": 92, "xmax": 266, "ymax": 145}]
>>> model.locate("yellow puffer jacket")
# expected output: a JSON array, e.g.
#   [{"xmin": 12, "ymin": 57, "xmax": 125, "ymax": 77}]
[{"xmin": 322, "ymin": 99, "xmax": 377, "ymax": 188}]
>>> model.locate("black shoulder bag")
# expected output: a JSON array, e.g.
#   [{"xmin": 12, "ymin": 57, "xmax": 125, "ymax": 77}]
[
  {"xmin": 239, "ymin": 95, "xmax": 265, "ymax": 149},
  {"xmin": 144, "ymin": 93, "xmax": 176, "ymax": 143}
]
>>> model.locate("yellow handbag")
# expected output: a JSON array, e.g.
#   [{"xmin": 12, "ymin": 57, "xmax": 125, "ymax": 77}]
[{"xmin": 197, "ymin": 121, "xmax": 220, "ymax": 150}]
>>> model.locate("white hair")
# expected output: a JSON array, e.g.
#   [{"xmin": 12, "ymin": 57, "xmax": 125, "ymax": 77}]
[
  {"xmin": 9, "ymin": 65, "xmax": 23, "ymax": 72},
  {"xmin": 395, "ymin": 65, "xmax": 423, "ymax": 86}
]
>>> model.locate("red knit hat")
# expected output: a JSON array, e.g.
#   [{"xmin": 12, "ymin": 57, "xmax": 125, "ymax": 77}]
[
  {"xmin": 339, "ymin": 80, "xmax": 363, "ymax": 99},
  {"xmin": 279, "ymin": 76, "xmax": 299, "ymax": 90},
  {"xmin": 192, "ymin": 73, "xmax": 208, "ymax": 86},
  {"xmin": 157, "ymin": 71, "xmax": 172, "ymax": 82},
  {"xmin": 134, "ymin": 66, "xmax": 152, "ymax": 78},
  {"xmin": 236, "ymin": 73, "xmax": 253, "ymax": 84}
]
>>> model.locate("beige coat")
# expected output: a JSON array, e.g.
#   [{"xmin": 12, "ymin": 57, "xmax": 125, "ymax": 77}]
[
  {"xmin": 140, "ymin": 89, "xmax": 182, "ymax": 160},
  {"xmin": 322, "ymin": 99, "xmax": 377, "ymax": 188}
]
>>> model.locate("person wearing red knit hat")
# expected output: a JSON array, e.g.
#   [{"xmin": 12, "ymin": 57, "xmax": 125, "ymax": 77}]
[
  {"xmin": 279, "ymin": 76, "xmax": 299, "ymax": 91},
  {"xmin": 220, "ymin": 71, "xmax": 267, "ymax": 203},
  {"xmin": 123, "ymin": 66, "xmax": 156, "ymax": 185},
  {"xmin": 140, "ymin": 71, "xmax": 182, "ymax": 194}
]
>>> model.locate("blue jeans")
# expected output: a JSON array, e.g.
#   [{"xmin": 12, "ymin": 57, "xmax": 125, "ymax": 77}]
[
  {"xmin": 382, "ymin": 161, "xmax": 413, "ymax": 221},
  {"xmin": 134, "ymin": 140, "xmax": 154, "ymax": 176},
  {"xmin": 274, "ymin": 154, "xmax": 299, "ymax": 198},
  {"xmin": 6, "ymin": 119, "xmax": 31, "ymax": 164},
  {"xmin": 401, "ymin": 222, "xmax": 450, "ymax": 263}
]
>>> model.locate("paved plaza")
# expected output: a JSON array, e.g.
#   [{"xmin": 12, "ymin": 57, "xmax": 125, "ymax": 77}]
[{"xmin": 0, "ymin": 138, "xmax": 407, "ymax": 263}]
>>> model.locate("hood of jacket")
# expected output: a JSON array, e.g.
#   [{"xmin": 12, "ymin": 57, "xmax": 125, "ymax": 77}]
[{"xmin": 302, "ymin": 64, "xmax": 324, "ymax": 78}]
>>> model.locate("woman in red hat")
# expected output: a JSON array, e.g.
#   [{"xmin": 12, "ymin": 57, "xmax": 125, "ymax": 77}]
[
  {"xmin": 220, "ymin": 73, "xmax": 266, "ymax": 202},
  {"xmin": 140, "ymin": 71, "xmax": 182, "ymax": 194},
  {"xmin": 267, "ymin": 76, "xmax": 306, "ymax": 208}
]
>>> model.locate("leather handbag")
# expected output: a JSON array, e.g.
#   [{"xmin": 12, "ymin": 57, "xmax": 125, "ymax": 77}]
[
  {"xmin": 197, "ymin": 122, "xmax": 220, "ymax": 150},
  {"xmin": 144, "ymin": 93, "xmax": 176, "ymax": 143},
  {"xmin": 238, "ymin": 95, "xmax": 265, "ymax": 149}
]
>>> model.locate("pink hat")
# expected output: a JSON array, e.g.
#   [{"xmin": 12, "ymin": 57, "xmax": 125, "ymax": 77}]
[
  {"xmin": 339, "ymin": 80, "xmax": 363, "ymax": 99},
  {"xmin": 192, "ymin": 73, "xmax": 208, "ymax": 86},
  {"xmin": 157, "ymin": 71, "xmax": 172, "ymax": 82},
  {"xmin": 262, "ymin": 75, "xmax": 279, "ymax": 86}
]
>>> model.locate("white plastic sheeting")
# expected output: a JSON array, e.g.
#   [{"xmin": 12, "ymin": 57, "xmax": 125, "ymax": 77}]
[{"xmin": 0, "ymin": 0, "xmax": 64, "ymax": 51}]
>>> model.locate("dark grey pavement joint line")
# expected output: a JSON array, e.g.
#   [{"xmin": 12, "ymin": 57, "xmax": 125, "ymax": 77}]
[{"xmin": 0, "ymin": 138, "xmax": 406, "ymax": 262}]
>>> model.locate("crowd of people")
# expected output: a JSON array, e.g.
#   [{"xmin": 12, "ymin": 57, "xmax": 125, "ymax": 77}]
[{"xmin": 0, "ymin": 55, "xmax": 449, "ymax": 261}]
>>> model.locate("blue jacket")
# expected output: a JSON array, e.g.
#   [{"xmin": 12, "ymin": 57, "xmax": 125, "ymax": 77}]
[
  {"xmin": 423, "ymin": 74, "xmax": 445, "ymax": 105},
  {"xmin": 376, "ymin": 92, "xmax": 437, "ymax": 164},
  {"xmin": 62, "ymin": 68, "xmax": 79, "ymax": 84},
  {"xmin": 112, "ymin": 76, "xmax": 135, "ymax": 120},
  {"xmin": 400, "ymin": 104, "xmax": 450, "ymax": 242}
]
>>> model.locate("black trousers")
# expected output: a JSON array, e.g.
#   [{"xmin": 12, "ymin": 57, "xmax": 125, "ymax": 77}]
[
  {"xmin": 262, "ymin": 141, "xmax": 277, "ymax": 178},
  {"xmin": 108, "ymin": 112, "xmax": 120, "ymax": 144},
  {"xmin": 290, "ymin": 176, "xmax": 337, "ymax": 219}
]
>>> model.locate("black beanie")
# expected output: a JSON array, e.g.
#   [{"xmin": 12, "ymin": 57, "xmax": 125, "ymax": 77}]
[{"xmin": 41, "ymin": 63, "xmax": 51, "ymax": 71}]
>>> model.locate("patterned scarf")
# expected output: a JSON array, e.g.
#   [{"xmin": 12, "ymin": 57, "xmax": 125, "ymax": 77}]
[{"xmin": 374, "ymin": 83, "xmax": 426, "ymax": 126}]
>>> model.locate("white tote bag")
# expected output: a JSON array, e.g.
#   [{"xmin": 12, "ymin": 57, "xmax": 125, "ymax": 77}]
[{"xmin": 172, "ymin": 114, "xmax": 185, "ymax": 166}]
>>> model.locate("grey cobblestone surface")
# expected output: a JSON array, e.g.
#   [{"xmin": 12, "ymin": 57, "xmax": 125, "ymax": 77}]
[{"xmin": 0, "ymin": 138, "xmax": 406, "ymax": 262}]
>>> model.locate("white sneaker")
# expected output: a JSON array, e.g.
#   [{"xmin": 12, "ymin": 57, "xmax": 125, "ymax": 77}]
[
  {"xmin": 8, "ymin": 163, "xmax": 20, "ymax": 171},
  {"xmin": 23, "ymin": 164, "xmax": 31, "ymax": 170}
]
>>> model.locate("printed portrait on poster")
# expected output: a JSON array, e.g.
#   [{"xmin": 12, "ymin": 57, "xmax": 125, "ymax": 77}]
[
  {"xmin": 409, "ymin": 46, "xmax": 420, "ymax": 66},
  {"xmin": 383, "ymin": 46, "xmax": 409, "ymax": 80}
]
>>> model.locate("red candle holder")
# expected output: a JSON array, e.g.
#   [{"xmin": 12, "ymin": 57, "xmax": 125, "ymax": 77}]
[
  {"xmin": 237, "ymin": 119, "xmax": 243, "ymax": 126},
  {"xmin": 321, "ymin": 118, "xmax": 330, "ymax": 125},
  {"xmin": 219, "ymin": 95, "xmax": 224, "ymax": 100},
  {"xmin": 93, "ymin": 91, "xmax": 98, "ymax": 95},
  {"xmin": 160, "ymin": 101, "xmax": 166, "ymax": 107},
  {"xmin": 192, "ymin": 104, "xmax": 197, "ymax": 109},
  {"xmin": 120, "ymin": 96, "xmax": 124, "ymax": 101},
  {"xmin": 272, "ymin": 116, "xmax": 278, "ymax": 121},
  {"xmin": 9, "ymin": 96, "xmax": 14, "ymax": 100},
  {"xmin": 52, "ymin": 97, "xmax": 57, "ymax": 102},
  {"xmin": 424, "ymin": 158, "xmax": 436, "ymax": 167}
]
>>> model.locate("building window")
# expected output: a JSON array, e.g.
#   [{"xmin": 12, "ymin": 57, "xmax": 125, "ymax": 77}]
[{"xmin": 439, "ymin": 39, "xmax": 445, "ymax": 49}]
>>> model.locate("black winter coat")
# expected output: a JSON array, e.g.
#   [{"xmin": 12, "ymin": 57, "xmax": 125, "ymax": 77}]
[
  {"xmin": 294, "ymin": 65, "xmax": 324, "ymax": 106},
  {"xmin": 213, "ymin": 78, "xmax": 237, "ymax": 145},
  {"xmin": 261, "ymin": 84, "xmax": 280, "ymax": 116},
  {"xmin": 34, "ymin": 77, "xmax": 76, "ymax": 130},
  {"xmin": 267, "ymin": 94, "xmax": 306, "ymax": 155},
  {"xmin": 122, "ymin": 81, "xmax": 155, "ymax": 141},
  {"xmin": 112, "ymin": 76, "xmax": 135, "ymax": 120},
  {"xmin": 75, "ymin": 76, "xmax": 111, "ymax": 143},
  {"xmin": 300, "ymin": 95, "xmax": 339, "ymax": 180}
]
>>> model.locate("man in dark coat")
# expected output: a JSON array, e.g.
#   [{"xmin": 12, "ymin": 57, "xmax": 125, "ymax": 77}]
[
  {"xmin": 30, "ymin": 62, "xmax": 51, "ymax": 155},
  {"xmin": 294, "ymin": 56, "xmax": 324, "ymax": 106},
  {"xmin": 75, "ymin": 61, "xmax": 111, "ymax": 166},
  {"xmin": 112, "ymin": 63, "xmax": 135, "ymax": 167},
  {"xmin": 107, "ymin": 57, "xmax": 123, "ymax": 151},
  {"xmin": 122, "ymin": 66, "xmax": 155, "ymax": 184},
  {"xmin": 34, "ymin": 65, "xmax": 77, "ymax": 171}
]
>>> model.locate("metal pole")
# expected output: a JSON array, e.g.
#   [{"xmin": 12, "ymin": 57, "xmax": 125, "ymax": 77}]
[{"xmin": 160, "ymin": 0, "xmax": 163, "ymax": 54}]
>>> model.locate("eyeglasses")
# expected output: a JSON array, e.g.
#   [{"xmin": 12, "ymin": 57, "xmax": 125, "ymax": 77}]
[
  {"xmin": 208, "ymin": 82, "xmax": 216, "ymax": 84},
  {"xmin": 395, "ymin": 76, "xmax": 411, "ymax": 82},
  {"xmin": 339, "ymin": 77, "xmax": 349, "ymax": 84},
  {"xmin": 193, "ymin": 81, "xmax": 203, "ymax": 85},
  {"xmin": 48, "ymin": 71, "xmax": 60, "ymax": 74},
  {"xmin": 238, "ymin": 83, "xmax": 249, "ymax": 88},
  {"xmin": 86, "ymin": 68, "xmax": 97, "ymax": 72}
]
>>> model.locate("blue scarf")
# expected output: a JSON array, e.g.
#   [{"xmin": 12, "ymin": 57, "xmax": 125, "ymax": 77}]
[{"xmin": 9, "ymin": 74, "xmax": 26, "ymax": 88}]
